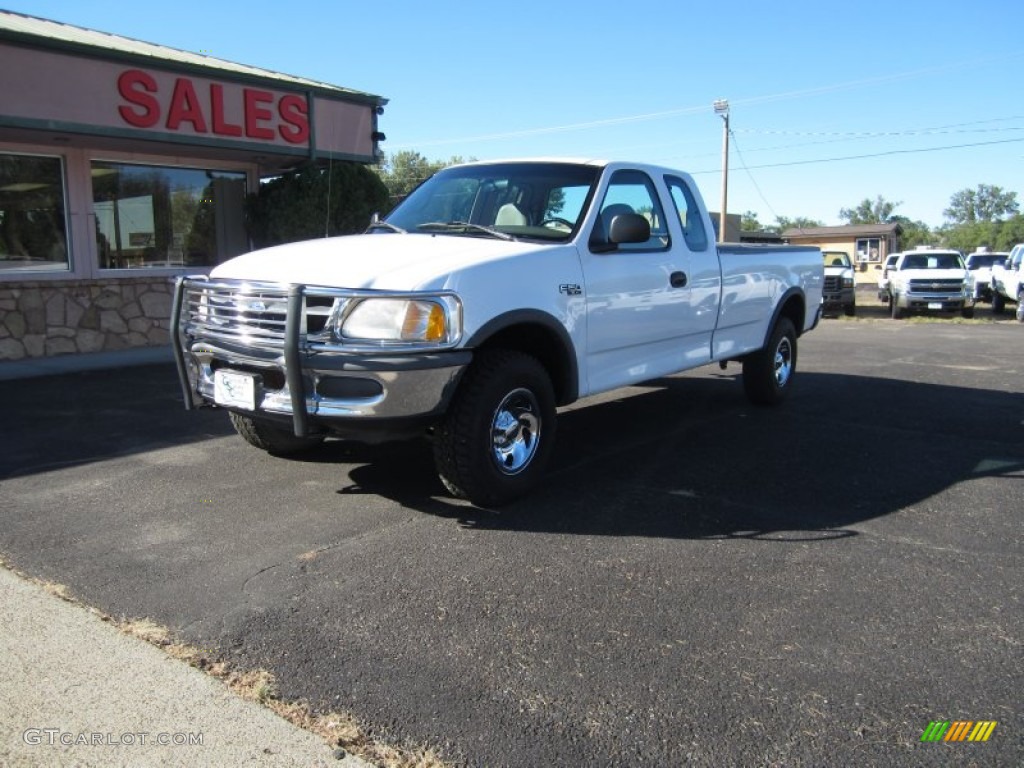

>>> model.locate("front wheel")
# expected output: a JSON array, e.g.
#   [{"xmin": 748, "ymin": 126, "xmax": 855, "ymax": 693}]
[
  {"xmin": 743, "ymin": 318, "xmax": 797, "ymax": 406},
  {"xmin": 891, "ymin": 295, "xmax": 904, "ymax": 319},
  {"xmin": 961, "ymin": 306, "xmax": 975, "ymax": 319},
  {"xmin": 228, "ymin": 412, "xmax": 324, "ymax": 454},
  {"xmin": 992, "ymin": 292, "xmax": 1005, "ymax": 314},
  {"xmin": 433, "ymin": 350, "xmax": 556, "ymax": 507}
]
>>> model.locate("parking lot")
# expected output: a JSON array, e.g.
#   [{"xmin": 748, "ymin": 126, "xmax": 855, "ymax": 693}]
[{"xmin": 1, "ymin": 307, "xmax": 1021, "ymax": 766}]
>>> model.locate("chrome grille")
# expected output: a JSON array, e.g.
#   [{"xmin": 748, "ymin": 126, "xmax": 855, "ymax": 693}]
[
  {"xmin": 908, "ymin": 278, "xmax": 963, "ymax": 294},
  {"xmin": 182, "ymin": 281, "xmax": 334, "ymax": 347}
]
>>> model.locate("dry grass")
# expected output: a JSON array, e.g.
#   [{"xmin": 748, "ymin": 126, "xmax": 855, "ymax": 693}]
[{"xmin": 0, "ymin": 559, "xmax": 450, "ymax": 768}]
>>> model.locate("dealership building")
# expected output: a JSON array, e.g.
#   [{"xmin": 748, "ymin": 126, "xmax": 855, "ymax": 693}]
[{"xmin": 0, "ymin": 10, "xmax": 386, "ymax": 364}]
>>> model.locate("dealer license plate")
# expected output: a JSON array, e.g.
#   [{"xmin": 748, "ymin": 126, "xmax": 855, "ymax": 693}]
[
  {"xmin": 214, "ymin": 370, "xmax": 256, "ymax": 410},
  {"xmin": 928, "ymin": 302, "xmax": 943, "ymax": 310}
]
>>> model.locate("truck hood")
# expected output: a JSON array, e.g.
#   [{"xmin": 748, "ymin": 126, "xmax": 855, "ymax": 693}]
[
  {"xmin": 210, "ymin": 233, "xmax": 551, "ymax": 291},
  {"xmin": 823, "ymin": 266, "xmax": 854, "ymax": 277}
]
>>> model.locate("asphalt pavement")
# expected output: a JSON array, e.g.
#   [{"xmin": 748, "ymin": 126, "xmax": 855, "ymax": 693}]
[{"xmin": 0, "ymin": 303, "xmax": 1021, "ymax": 766}]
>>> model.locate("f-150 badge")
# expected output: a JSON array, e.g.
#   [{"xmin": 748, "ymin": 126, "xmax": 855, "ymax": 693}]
[{"xmin": 559, "ymin": 284, "xmax": 582, "ymax": 296}]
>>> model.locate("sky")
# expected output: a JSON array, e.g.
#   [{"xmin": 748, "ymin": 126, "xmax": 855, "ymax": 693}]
[{"xmin": 7, "ymin": 0, "xmax": 1024, "ymax": 228}]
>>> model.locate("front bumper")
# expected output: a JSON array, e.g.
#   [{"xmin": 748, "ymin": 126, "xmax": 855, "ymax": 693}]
[
  {"xmin": 171, "ymin": 277, "xmax": 470, "ymax": 439},
  {"xmin": 894, "ymin": 292, "xmax": 974, "ymax": 311},
  {"xmin": 822, "ymin": 289, "xmax": 855, "ymax": 309}
]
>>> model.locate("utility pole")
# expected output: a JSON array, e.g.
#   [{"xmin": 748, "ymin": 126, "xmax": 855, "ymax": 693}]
[{"xmin": 713, "ymin": 99, "xmax": 729, "ymax": 243}]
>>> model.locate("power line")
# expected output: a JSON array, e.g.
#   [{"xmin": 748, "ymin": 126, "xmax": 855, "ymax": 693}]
[
  {"xmin": 728, "ymin": 128, "xmax": 783, "ymax": 226},
  {"xmin": 687, "ymin": 136, "xmax": 1024, "ymax": 176},
  {"xmin": 390, "ymin": 52, "xmax": 1024, "ymax": 149}
]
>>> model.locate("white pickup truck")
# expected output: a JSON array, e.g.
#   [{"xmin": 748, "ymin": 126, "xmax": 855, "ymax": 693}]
[
  {"xmin": 887, "ymin": 248, "xmax": 974, "ymax": 319},
  {"xmin": 171, "ymin": 159, "xmax": 823, "ymax": 505},
  {"xmin": 991, "ymin": 243, "xmax": 1024, "ymax": 320}
]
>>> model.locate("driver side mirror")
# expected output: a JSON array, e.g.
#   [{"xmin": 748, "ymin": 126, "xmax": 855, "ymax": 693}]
[{"xmin": 608, "ymin": 213, "xmax": 651, "ymax": 245}]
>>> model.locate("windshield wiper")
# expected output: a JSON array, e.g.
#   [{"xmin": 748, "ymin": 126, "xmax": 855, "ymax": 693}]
[
  {"xmin": 417, "ymin": 221, "xmax": 514, "ymax": 241},
  {"xmin": 365, "ymin": 220, "xmax": 407, "ymax": 234}
]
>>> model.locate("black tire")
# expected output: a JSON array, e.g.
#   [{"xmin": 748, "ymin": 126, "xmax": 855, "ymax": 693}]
[
  {"xmin": 992, "ymin": 291, "xmax": 1005, "ymax": 314},
  {"xmin": 891, "ymin": 295, "xmax": 904, "ymax": 319},
  {"xmin": 844, "ymin": 301, "xmax": 856, "ymax": 317},
  {"xmin": 228, "ymin": 411, "xmax": 324, "ymax": 454},
  {"xmin": 433, "ymin": 350, "xmax": 556, "ymax": 507},
  {"xmin": 961, "ymin": 306, "xmax": 975, "ymax": 319},
  {"xmin": 743, "ymin": 318, "xmax": 797, "ymax": 406}
]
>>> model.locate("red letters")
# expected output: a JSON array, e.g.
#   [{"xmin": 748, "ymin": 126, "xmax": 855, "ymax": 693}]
[
  {"xmin": 166, "ymin": 78, "xmax": 208, "ymax": 132},
  {"xmin": 210, "ymin": 84, "xmax": 243, "ymax": 137},
  {"xmin": 278, "ymin": 94, "xmax": 309, "ymax": 144},
  {"xmin": 116, "ymin": 70, "xmax": 310, "ymax": 146},
  {"xmin": 243, "ymin": 89, "xmax": 275, "ymax": 140},
  {"xmin": 117, "ymin": 70, "xmax": 160, "ymax": 128}
]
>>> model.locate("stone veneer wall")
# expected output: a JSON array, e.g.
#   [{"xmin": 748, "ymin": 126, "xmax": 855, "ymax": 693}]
[{"xmin": 0, "ymin": 278, "xmax": 174, "ymax": 360}]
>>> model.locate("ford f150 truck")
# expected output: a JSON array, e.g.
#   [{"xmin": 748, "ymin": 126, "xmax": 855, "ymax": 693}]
[
  {"xmin": 991, "ymin": 243, "xmax": 1024, "ymax": 320},
  {"xmin": 171, "ymin": 159, "xmax": 823, "ymax": 505},
  {"xmin": 887, "ymin": 248, "xmax": 974, "ymax": 319}
]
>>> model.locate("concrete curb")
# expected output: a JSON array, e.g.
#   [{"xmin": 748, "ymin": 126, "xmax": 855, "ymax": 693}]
[{"xmin": 0, "ymin": 567, "xmax": 372, "ymax": 767}]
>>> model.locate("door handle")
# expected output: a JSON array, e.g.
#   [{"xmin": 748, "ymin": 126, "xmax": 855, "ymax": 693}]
[{"xmin": 670, "ymin": 271, "xmax": 688, "ymax": 288}]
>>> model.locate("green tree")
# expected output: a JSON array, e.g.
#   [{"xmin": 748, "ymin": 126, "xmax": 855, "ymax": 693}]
[
  {"xmin": 890, "ymin": 216, "xmax": 932, "ymax": 251},
  {"xmin": 740, "ymin": 210, "xmax": 763, "ymax": 231},
  {"xmin": 375, "ymin": 151, "xmax": 468, "ymax": 206},
  {"xmin": 775, "ymin": 215, "xmax": 823, "ymax": 232},
  {"xmin": 995, "ymin": 215, "xmax": 1024, "ymax": 249},
  {"xmin": 943, "ymin": 184, "xmax": 1019, "ymax": 225},
  {"xmin": 938, "ymin": 214, "xmax": 1024, "ymax": 252},
  {"xmin": 839, "ymin": 196, "xmax": 901, "ymax": 225},
  {"xmin": 245, "ymin": 162, "xmax": 388, "ymax": 248}
]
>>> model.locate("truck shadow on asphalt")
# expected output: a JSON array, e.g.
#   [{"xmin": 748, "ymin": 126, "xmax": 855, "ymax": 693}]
[
  {"xmin": 336, "ymin": 370, "xmax": 1024, "ymax": 541},
  {"xmin": 2, "ymin": 363, "xmax": 1020, "ymax": 545},
  {"xmin": 0, "ymin": 364, "xmax": 234, "ymax": 481}
]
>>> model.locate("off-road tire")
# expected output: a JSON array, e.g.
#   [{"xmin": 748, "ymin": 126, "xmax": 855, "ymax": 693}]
[
  {"xmin": 433, "ymin": 350, "xmax": 556, "ymax": 507},
  {"xmin": 743, "ymin": 317, "xmax": 797, "ymax": 406},
  {"xmin": 228, "ymin": 412, "xmax": 324, "ymax": 454}
]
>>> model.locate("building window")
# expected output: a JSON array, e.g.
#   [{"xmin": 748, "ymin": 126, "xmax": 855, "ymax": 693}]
[
  {"xmin": 91, "ymin": 161, "xmax": 247, "ymax": 269},
  {"xmin": 0, "ymin": 152, "xmax": 70, "ymax": 272},
  {"xmin": 856, "ymin": 237, "xmax": 881, "ymax": 264}
]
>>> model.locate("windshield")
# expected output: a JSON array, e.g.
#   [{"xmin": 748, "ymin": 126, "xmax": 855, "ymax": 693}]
[
  {"xmin": 899, "ymin": 253, "xmax": 965, "ymax": 270},
  {"xmin": 383, "ymin": 162, "xmax": 600, "ymax": 242},
  {"xmin": 822, "ymin": 252, "xmax": 852, "ymax": 268},
  {"xmin": 965, "ymin": 254, "xmax": 1005, "ymax": 269}
]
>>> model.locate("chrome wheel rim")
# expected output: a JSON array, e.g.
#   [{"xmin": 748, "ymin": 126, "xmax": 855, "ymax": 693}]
[
  {"xmin": 490, "ymin": 387, "xmax": 541, "ymax": 475},
  {"xmin": 773, "ymin": 337, "xmax": 793, "ymax": 388}
]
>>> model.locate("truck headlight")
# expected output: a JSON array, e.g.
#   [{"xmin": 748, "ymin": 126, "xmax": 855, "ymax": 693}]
[
  {"xmin": 842, "ymin": 276, "xmax": 854, "ymax": 288},
  {"xmin": 340, "ymin": 298, "xmax": 458, "ymax": 344}
]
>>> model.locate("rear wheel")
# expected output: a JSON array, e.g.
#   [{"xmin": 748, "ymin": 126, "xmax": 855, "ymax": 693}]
[
  {"xmin": 228, "ymin": 412, "xmax": 324, "ymax": 454},
  {"xmin": 743, "ymin": 318, "xmax": 797, "ymax": 406},
  {"xmin": 433, "ymin": 350, "xmax": 556, "ymax": 507}
]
